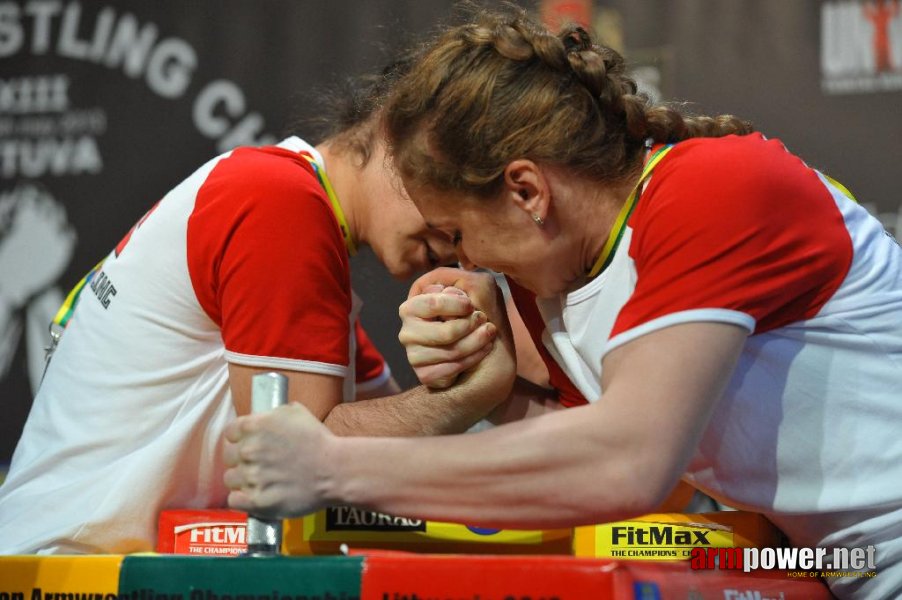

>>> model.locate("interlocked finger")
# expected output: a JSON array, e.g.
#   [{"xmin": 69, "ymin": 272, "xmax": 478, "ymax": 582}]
[
  {"xmin": 399, "ymin": 292, "xmax": 473, "ymax": 321},
  {"xmin": 417, "ymin": 342, "xmax": 494, "ymax": 388},
  {"xmin": 405, "ymin": 321, "xmax": 495, "ymax": 367},
  {"xmin": 399, "ymin": 310, "xmax": 486, "ymax": 348}
]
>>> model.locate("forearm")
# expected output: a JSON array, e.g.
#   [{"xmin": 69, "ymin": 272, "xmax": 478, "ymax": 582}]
[
  {"xmin": 327, "ymin": 325, "xmax": 516, "ymax": 436},
  {"xmin": 325, "ymin": 378, "xmax": 509, "ymax": 436},
  {"xmin": 225, "ymin": 323, "xmax": 743, "ymax": 527},
  {"xmin": 327, "ymin": 376, "xmax": 555, "ymax": 437},
  {"xmin": 483, "ymin": 376, "xmax": 562, "ymax": 425},
  {"xmin": 322, "ymin": 402, "xmax": 666, "ymax": 529}
]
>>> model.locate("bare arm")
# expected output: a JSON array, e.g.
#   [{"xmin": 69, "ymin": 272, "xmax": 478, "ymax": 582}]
[
  {"xmin": 229, "ymin": 364, "xmax": 342, "ymax": 420},
  {"xmin": 230, "ymin": 333, "xmax": 510, "ymax": 437},
  {"xmin": 330, "ymin": 322, "xmax": 745, "ymax": 526},
  {"xmin": 229, "ymin": 269, "xmax": 516, "ymax": 436},
  {"xmin": 482, "ymin": 376, "xmax": 563, "ymax": 424},
  {"xmin": 225, "ymin": 321, "xmax": 746, "ymax": 527},
  {"xmin": 325, "ymin": 367, "xmax": 508, "ymax": 436}
]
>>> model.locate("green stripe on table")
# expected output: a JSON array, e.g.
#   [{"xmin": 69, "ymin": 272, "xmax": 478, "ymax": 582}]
[{"xmin": 119, "ymin": 556, "xmax": 363, "ymax": 599}]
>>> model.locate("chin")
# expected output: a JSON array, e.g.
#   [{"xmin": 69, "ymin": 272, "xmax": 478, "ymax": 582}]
[
  {"xmin": 388, "ymin": 262, "xmax": 419, "ymax": 281},
  {"xmin": 512, "ymin": 276, "xmax": 564, "ymax": 299},
  {"xmin": 533, "ymin": 285, "xmax": 560, "ymax": 299},
  {"xmin": 388, "ymin": 268, "xmax": 411, "ymax": 281},
  {"xmin": 509, "ymin": 275, "xmax": 541, "ymax": 296},
  {"xmin": 373, "ymin": 250, "xmax": 411, "ymax": 281}
]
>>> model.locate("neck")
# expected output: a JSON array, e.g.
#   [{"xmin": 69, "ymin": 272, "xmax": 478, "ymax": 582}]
[
  {"xmin": 574, "ymin": 170, "xmax": 642, "ymax": 278},
  {"xmin": 315, "ymin": 141, "xmax": 366, "ymax": 248}
]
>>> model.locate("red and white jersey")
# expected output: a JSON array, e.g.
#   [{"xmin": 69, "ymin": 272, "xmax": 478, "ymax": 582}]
[
  {"xmin": 525, "ymin": 134, "xmax": 902, "ymax": 596},
  {"xmin": 0, "ymin": 137, "xmax": 389, "ymax": 554}
]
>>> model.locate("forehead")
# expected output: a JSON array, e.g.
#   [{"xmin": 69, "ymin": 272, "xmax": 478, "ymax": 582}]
[
  {"xmin": 406, "ymin": 183, "xmax": 459, "ymax": 221},
  {"xmin": 402, "ymin": 177, "xmax": 504, "ymax": 230}
]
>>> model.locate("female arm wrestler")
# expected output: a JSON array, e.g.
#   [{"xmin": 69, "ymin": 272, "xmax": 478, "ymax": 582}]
[
  {"xmin": 224, "ymin": 9, "xmax": 902, "ymax": 599},
  {"xmin": 0, "ymin": 60, "xmax": 506, "ymax": 555}
]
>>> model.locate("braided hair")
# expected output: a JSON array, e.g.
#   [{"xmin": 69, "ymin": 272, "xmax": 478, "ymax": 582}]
[{"xmin": 385, "ymin": 7, "xmax": 753, "ymax": 196}]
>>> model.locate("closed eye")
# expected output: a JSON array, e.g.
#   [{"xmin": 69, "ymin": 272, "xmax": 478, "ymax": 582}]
[{"xmin": 425, "ymin": 244, "xmax": 440, "ymax": 268}]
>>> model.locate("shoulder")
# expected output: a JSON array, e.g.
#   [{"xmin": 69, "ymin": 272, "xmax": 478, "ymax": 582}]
[
  {"xmin": 649, "ymin": 133, "xmax": 810, "ymax": 191},
  {"xmin": 207, "ymin": 145, "xmax": 327, "ymax": 210},
  {"xmin": 617, "ymin": 134, "xmax": 853, "ymax": 334},
  {"xmin": 642, "ymin": 134, "xmax": 819, "ymax": 205},
  {"xmin": 631, "ymin": 134, "xmax": 838, "ymax": 241},
  {"xmin": 193, "ymin": 144, "xmax": 341, "ymax": 243}
]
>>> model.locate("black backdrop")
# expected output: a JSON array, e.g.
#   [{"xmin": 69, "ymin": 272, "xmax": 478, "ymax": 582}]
[{"xmin": 1, "ymin": 0, "xmax": 900, "ymax": 464}]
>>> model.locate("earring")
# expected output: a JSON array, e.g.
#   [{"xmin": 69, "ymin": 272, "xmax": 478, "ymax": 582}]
[{"xmin": 531, "ymin": 213, "xmax": 545, "ymax": 227}]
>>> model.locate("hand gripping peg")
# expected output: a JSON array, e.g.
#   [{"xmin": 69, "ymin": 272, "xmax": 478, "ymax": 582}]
[{"xmin": 245, "ymin": 372, "xmax": 288, "ymax": 556}]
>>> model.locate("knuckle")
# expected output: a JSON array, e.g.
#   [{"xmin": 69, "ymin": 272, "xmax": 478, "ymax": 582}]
[
  {"xmin": 240, "ymin": 416, "xmax": 258, "ymax": 434},
  {"xmin": 406, "ymin": 348, "xmax": 428, "ymax": 367},
  {"xmin": 398, "ymin": 300, "xmax": 414, "ymax": 318},
  {"xmin": 426, "ymin": 295, "xmax": 443, "ymax": 312},
  {"xmin": 239, "ymin": 441, "xmax": 260, "ymax": 462},
  {"xmin": 417, "ymin": 365, "xmax": 443, "ymax": 383},
  {"xmin": 427, "ymin": 326, "xmax": 452, "ymax": 346},
  {"xmin": 434, "ymin": 326, "xmax": 462, "ymax": 346}
]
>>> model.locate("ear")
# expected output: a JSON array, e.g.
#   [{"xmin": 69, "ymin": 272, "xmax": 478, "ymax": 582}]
[{"xmin": 503, "ymin": 159, "xmax": 551, "ymax": 222}]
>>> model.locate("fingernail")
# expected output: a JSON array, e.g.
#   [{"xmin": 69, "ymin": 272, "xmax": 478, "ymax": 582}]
[
  {"xmin": 445, "ymin": 287, "xmax": 468, "ymax": 297},
  {"xmin": 474, "ymin": 310, "xmax": 487, "ymax": 324}
]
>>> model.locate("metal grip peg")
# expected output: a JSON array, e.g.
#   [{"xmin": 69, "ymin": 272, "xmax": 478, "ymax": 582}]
[{"xmin": 245, "ymin": 372, "xmax": 288, "ymax": 556}]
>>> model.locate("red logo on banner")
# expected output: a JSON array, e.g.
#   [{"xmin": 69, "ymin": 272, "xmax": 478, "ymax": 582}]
[
  {"xmin": 821, "ymin": 0, "xmax": 902, "ymax": 93},
  {"xmin": 864, "ymin": 0, "xmax": 900, "ymax": 72}
]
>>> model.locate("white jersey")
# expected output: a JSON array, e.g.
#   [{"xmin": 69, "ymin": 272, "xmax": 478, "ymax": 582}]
[
  {"xmin": 0, "ymin": 138, "xmax": 389, "ymax": 554},
  {"xmin": 517, "ymin": 135, "xmax": 902, "ymax": 599}
]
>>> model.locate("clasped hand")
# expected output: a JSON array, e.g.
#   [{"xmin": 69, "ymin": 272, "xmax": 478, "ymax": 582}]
[{"xmin": 398, "ymin": 267, "xmax": 513, "ymax": 389}]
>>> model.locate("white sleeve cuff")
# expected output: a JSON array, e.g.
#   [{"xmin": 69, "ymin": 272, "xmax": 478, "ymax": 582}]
[
  {"xmin": 224, "ymin": 350, "xmax": 348, "ymax": 377},
  {"xmin": 602, "ymin": 308, "xmax": 755, "ymax": 359},
  {"xmin": 354, "ymin": 363, "xmax": 392, "ymax": 394}
]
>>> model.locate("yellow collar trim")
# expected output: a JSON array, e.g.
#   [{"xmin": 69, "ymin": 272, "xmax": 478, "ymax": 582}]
[
  {"xmin": 587, "ymin": 144, "xmax": 674, "ymax": 279},
  {"xmin": 301, "ymin": 154, "xmax": 357, "ymax": 256}
]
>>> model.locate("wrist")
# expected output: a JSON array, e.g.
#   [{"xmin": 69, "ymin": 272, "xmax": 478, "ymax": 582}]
[
  {"xmin": 316, "ymin": 432, "xmax": 351, "ymax": 507},
  {"xmin": 462, "ymin": 344, "xmax": 517, "ymax": 407},
  {"xmin": 321, "ymin": 435, "xmax": 391, "ymax": 510}
]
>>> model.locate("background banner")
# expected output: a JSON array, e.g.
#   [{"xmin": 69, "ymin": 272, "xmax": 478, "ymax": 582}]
[{"xmin": 1, "ymin": 0, "xmax": 900, "ymax": 464}]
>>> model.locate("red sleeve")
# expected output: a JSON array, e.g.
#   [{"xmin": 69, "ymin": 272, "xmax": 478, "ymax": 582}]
[
  {"xmin": 188, "ymin": 146, "xmax": 351, "ymax": 369},
  {"xmin": 610, "ymin": 134, "xmax": 853, "ymax": 345},
  {"xmin": 354, "ymin": 320, "xmax": 388, "ymax": 384},
  {"xmin": 506, "ymin": 277, "xmax": 588, "ymax": 407}
]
